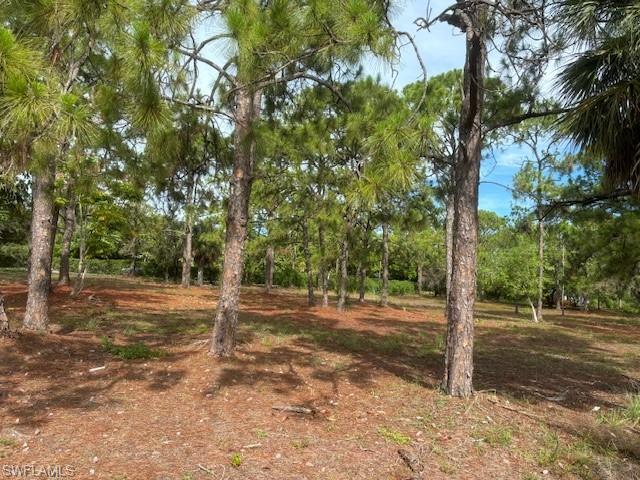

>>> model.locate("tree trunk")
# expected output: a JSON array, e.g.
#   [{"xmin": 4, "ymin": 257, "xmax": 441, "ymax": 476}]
[
  {"xmin": 197, "ymin": 264, "xmax": 204, "ymax": 286},
  {"xmin": 443, "ymin": 7, "xmax": 486, "ymax": 398},
  {"xmin": 380, "ymin": 222, "xmax": 390, "ymax": 306},
  {"xmin": 181, "ymin": 221, "xmax": 193, "ymax": 288},
  {"xmin": 445, "ymin": 193, "xmax": 454, "ymax": 304},
  {"xmin": 358, "ymin": 262, "xmax": 366, "ymax": 303},
  {"xmin": 417, "ymin": 264, "xmax": 423, "ymax": 295},
  {"xmin": 58, "ymin": 191, "xmax": 76, "ymax": 286},
  {"xmin": 318, "ymin": 225, "xmax": 329, "ymax": 307},
  {"xmin": 302, "ymin": 221, "xmax": 315, "ymax": 306},
  {"xmin": 210, "ymin": 88, "xmax": 262, "ymax": 357},
  {"xmin": 337, "ymin": 236, "xmax": 349, "ymax": 312},
  {"xmin": 528, "ymin": 298, "xmax": 538, "ymax": 323},
  {"xmin": 265, "ymin": 244, "xmax": 274, "ymax": 293},
  {"xmin": 23, "ymin": 159, "xmax": 57, "ymax": 331},
  {"xmin": 48, "ymin": 204, "xmax": 60, "ymax": 288},
  {"xmin": 537, "ymin": 217, "xmax": 544, "ymax": 322},
  {"xmin": 0, "ymin": 294, "xmax": 9, "ymax": 331},
  {"xmin": 181, "ymin": 178, "xmax": 196, "ymax": 288}
]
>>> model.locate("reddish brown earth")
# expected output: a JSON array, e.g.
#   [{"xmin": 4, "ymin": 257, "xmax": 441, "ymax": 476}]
[{"xmin": 1, "ymin": 273, "xmax": 639, "ymax": 479}]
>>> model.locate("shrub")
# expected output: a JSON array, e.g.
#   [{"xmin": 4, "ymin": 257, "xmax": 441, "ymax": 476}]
[
  {"xmin": 0, "ymin": 243, "xmax": 29, "ymax": 267},
  {"xmin": 101, "ymin": 337, "xmax": 164, "ymax": 360}
]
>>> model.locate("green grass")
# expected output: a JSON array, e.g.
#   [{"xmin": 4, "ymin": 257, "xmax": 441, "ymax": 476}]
[
  {"xmin": 101, "ymin": 337, "xmax": 164, "ymax": 360},
  {"xmin": 598, "ymin": 394, "xmax": 640, "ymax": 426},
  {"xmin": 377, "ymin": 426, "xmax": 411, "ymax": 445},
  {"xmin": 475, "ymin": 425, "xmax": 513, "ymax": 447},
  {"xmin": 230, "ymin": 453, "xmax": 242, "ymax": 468}
]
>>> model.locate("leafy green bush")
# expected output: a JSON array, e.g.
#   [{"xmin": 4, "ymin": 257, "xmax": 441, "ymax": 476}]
[
  {"xmin": 69, "ymin": 258, "xmax": 131, "ymax": 276},
  {"xmin": 101, "ymin": 337, "xmax": 164, "ymax": 360},
  {"xmin": 0, "ymin": 243, "xmax": 29, "ymax": 267}
]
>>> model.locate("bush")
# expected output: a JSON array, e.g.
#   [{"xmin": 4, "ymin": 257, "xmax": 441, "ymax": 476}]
[
  {"xmin": 0, "ymin": 243, "xmax": 29, "ymax": 267},
  {"xmin": 69, "ymin": 258, "xmax": 131, "ymax": 276}
]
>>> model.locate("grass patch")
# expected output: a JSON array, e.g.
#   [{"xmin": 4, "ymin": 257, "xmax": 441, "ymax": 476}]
[
  {"xmin": 377, "ymin": 426, "xmax": 411, "ymax": 445},
  {"xmin": 291, "ymin": 438, "xmax": 311, "ymax": 449},
  {"xmin": 230, "ymin": 453, "xmax": 242, "ymax": 468},
  {"xmin": 101, "ymin": 337, "xmax": 164, "ymax": 360},
  {"xmin": 598, "ymin": 394, "xmax": 640, "ymax": 427}
]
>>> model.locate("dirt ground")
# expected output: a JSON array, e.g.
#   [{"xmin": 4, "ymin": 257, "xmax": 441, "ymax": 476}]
[{"xmin": 1, "ymin": 271, "xmax": 639, "ymax": 479}]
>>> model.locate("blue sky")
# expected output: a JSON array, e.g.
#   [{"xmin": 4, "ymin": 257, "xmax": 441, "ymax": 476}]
[{"xmin": 359, "ymin": 0, "xmax": 543, "ymax": 217}]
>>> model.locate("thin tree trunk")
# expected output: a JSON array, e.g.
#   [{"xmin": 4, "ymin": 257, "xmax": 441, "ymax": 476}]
[
  {"xmin": 302, "ymin": 220, "xmax": 315, "ymax": 306},
  {"xmin": 318, "ymin": 225, "xmax": 329, "ymax": 307},
  {"xmin": 417, "ymin": 264, "xmax": 423, "ymax": 295},
  {"xmin": 265, "ymin": 244, "xmax": 274, "ymax": 293},
  {"xmin": 443, "ymin": 6, "xmax": 486, "ymax": 398},
  {"xmin": 0, "ymin": 294, "xmax": 9, "ymax": 331},
  {"xmin": 181, "ymin": 178, "xmax": 196, "ymax": 288},
  {"xmin": 58, "ymin": 191, "xmax": 76, "ymax": 286},
  {"xmin": 48, "ymin": 204, "xmax": 60, "ymax": 288},
  {"xmin": 537, "ymin": 217, "xmax": 544, "ymax": 322},
  {"xmin": 528, "ymin": 298, "xmax": 538, "ymax": 323},
  {"xmin": 337, "ymin": 235, "xmax": 349, "ymax": 312},
  {"xmin": 197, "ymin": 264, "xmax": 204, "ymax": 286},
  {"xmin": 380, "ymin": 222, "xmax": 390, "ymax": 306},
  {"xmin": 445, "ymin": 193, "xmax": 454, "ymax": 304},
  {"xmin": 358, "ymin": 262, "xmax": 366, "ymax": 303},
  {"xmin": 23, "ymin": 158, "xmax": 57, "ymax": 331},
  {"xmin": 210, "ymin": 88, "xmax": 262, "ymax": 357}
]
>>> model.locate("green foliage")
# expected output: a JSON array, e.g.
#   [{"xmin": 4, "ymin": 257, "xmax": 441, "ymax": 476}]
[
  {"xmin": 101, "ymin": 337, "xmax": 164, "ymax": 360},
  {"xmin": 0, "ymin": 243, "xmax": 29, "ymax": 268},
  {"xmin": 377, "ymin": 426, "xmax": 411, "ymax": 445},
  {"xmin": 230, "ymin": 452, "xmax": 243, "ymax": 468}
]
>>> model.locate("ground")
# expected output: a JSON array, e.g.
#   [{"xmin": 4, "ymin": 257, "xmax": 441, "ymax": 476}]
[{"xmin": 1, "ymin": 269, "xmax": 639, "ymax": 480}]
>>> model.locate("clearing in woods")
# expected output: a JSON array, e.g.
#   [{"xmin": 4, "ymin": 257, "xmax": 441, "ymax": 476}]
[{"xmin": 1, "ymin": 270, "xmax": 639, "ymax": 479}]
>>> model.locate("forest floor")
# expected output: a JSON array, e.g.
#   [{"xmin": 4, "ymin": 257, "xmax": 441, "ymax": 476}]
[{"xmin": 1, "ymin": 269, "xmax": 640, "ymax": 480}]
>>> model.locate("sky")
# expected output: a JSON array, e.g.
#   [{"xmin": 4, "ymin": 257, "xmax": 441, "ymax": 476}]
[{"xmin": 359, "ymin": 0, "xmax": 543, "ymax": 217}]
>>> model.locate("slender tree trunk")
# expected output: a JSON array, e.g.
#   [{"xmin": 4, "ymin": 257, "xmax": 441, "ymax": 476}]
[
  {"xmin": 443, "ymin": 7, "xmax": 486, "ymax": 397},
  {"xmin": 318, "ymin": 225, "xmax": 329, "ymax": 307},
  {"xmin": 537, "ymin": 216, "xmax": 544, "ymax": 322},
  {"xmin": 417, "ymin": 264, "xmax": 423, "ymax": 295},
  {"xmin": 48, "ymin": 205, "xmax": 60, "ymax": 288},
  {"xmin": 265, "ymin": 244, "xmax": 274, "ymax": 293},
  {"xmin": 58, "ymin": 191, "xmax": 76, "ymax": 286},
  {"xmin": 528, "ymin": 298, "xmax": 538, "ymax": 323},
  {"xmin": 23, "ymin": 158, "xmax": 57, "ymax": 331},
  {"xmin": 197, "ymin": 263, "xmax": 204, "ymax": 286},
  {"xmin": 302, "ymin": 221, "xmax": 315, "ymax": 306},
  {"xmin": 182, "ymin": 178, "xmax": 197, "ymax": 288},
  {"xmin": 445, "ymin": 193, "xmax": 454, "ymax": 304},
  {"xmin": 210, "ymin": 88, "xmax": 262, "ymax": 356},
  {"xmin": 358, "ymin": 262, "xmax": 366, "ymax": 303},
  {"xmin": 380, "ymin": 222, "xmax": 390, "ymax": 306},
  {"xmin": 337, "ymin": 236, "xmax": 349, "ymax": 312},
  {"xmin": 0, "ymin": 294, "xmax": 9, "ymax": 331}
]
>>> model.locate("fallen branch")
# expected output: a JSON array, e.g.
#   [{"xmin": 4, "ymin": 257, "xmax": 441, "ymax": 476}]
[
  {"xmin": 272, "ymin": 405, "xmax": 315, "ymax": 415},
  {"xmin": 398, "ymin": 448, "xmax": 423, "ymax": 477},
  {"xmin": 486, "ymin": 397, "xmax": 544, "ymax": 420}
]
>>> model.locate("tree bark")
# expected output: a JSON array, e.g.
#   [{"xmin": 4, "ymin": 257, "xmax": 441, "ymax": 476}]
[
  {"xmin": 302, "ymin": 220, "xmax": 315, "ymax": 306},
  {"xmin": 445, "ymin": 193, "xmax": 454, "ymax": 304},
  {"xmin": 536, "ymin": 217, "xmax": 544, "ymax": 322},
  {"xmin": 48, "ymin": 204, "xmax": 60, "ymax": 288},
  {"xmin": 197, "ymin": 264, "xmax": 204, "ymax": 286},
  {"xmin": 265, "ymin": 244, "xmax": 274, "ymax": 293},
  {"xmin": 210, "ymin": 87, "xmax": 262, "ymax": 357},
  {"xmin": 318, "ymin": 225, "xmax": 329, "ymax": 307},
  {"xmin": 380, "ymin": 222, "xmax": 390, "ymax": 306},
  {"xmin": 182, "ymin": 177, "xmax": 197, "ymax": 288},
  {"xmin": 358, "ymin": 262, "xmax": 367, "ymax": 303},
  {"xmin": 58, "ymin": 191, "xmax": 76, "ymax": 286},
  {"xmin": 0, "ymin": 294, "xmax": 9, "ymax": 331},
  {"xmin": 417, "ymin": 264, "xmax": 423, "ymax": 295},
  {"xmin": 23, "ymin": 158, "xmax": 57, "ymax": 331},
  {"xmin": 336, "ymin": 215, "xmax": 354, "ymax": 312},
  {"xmin": 443, "ymin": 6, "xmax": 486, "ymax": 398}
]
